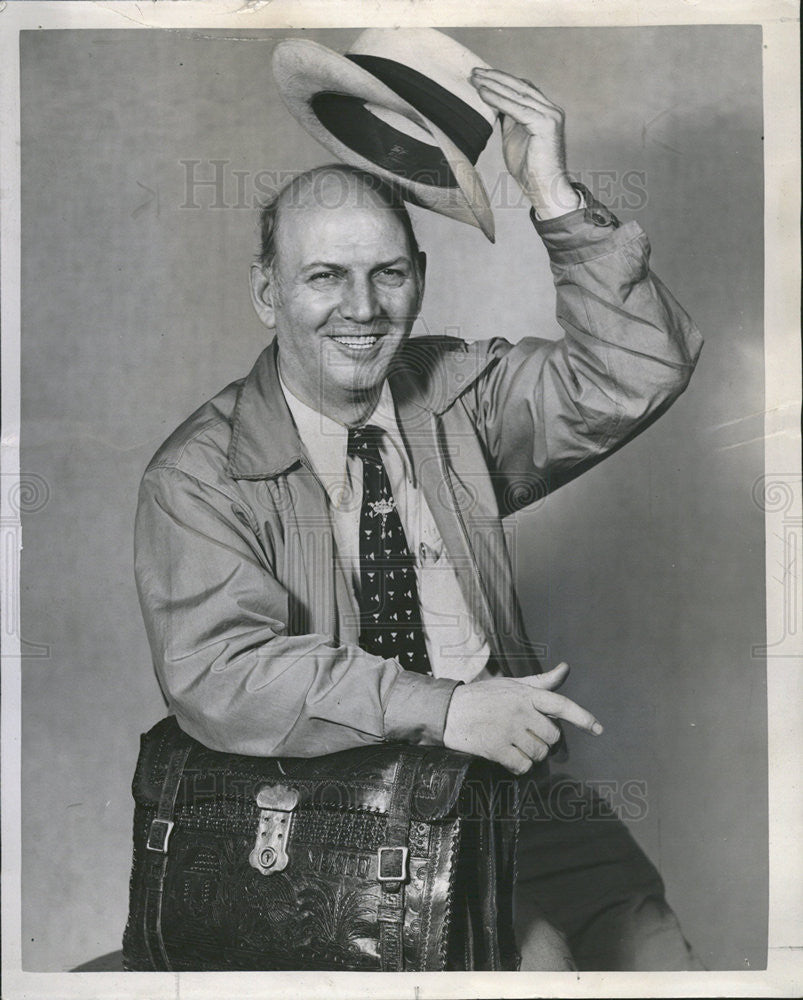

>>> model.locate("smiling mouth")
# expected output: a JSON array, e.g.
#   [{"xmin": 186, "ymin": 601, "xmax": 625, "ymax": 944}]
[{"xmin": 330, "ymin": 334, "xmax": 381, "ymax": 350}]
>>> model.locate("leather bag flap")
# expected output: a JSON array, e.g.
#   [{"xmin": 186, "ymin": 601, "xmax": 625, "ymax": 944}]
[{"xmin": 132, "ymin": 716, "xmax": 491, "ymax": 820}]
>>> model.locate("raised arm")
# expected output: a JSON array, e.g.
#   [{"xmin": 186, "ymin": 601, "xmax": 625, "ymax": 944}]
[{"xmin": 465, "ymin": 69, "xmax": 703, "ymax": 514}]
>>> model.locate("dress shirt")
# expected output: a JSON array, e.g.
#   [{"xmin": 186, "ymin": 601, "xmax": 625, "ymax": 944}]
[{"xmin": 278, "ymin": 372, "xmax": 493, "ymax": 683}]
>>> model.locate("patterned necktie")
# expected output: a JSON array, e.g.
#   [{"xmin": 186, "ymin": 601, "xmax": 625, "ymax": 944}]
[{"xmin": 347, "ymin": 425, "xmax": 432, "ymax": 675}]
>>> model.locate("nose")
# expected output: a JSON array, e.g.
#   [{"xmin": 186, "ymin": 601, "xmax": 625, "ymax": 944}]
[{"xmin": 340, "ymin": 275, "xmax": 379, "ymax": 324}]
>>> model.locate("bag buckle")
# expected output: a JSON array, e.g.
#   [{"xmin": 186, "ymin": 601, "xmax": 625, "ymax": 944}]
[
  {"xmin": 249, "ymin": 784, "xmax": 300, "ymax": 876},
  {"xmin": 377, "ymin": 846, "xmax": 409, "ymax": 888},
  {"xmin": 146, "ymin": 818, "xmax": 174, "ymax": 853}
]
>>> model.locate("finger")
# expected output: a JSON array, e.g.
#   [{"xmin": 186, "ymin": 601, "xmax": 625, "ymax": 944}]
[
  {"xmin": 530, "ymin": 689, "xmax": 604, "ymax": 735},
  {"xmin": 471, "ymin": 69, "xmax": 561, "ymax": 112},
  {"xmin": 513, "ymin": 730, "xmax": 551, "ymax": 764},
  {"xmin": 499, "ymin": 745, "xmax": 534, "ymax": 776},
  {"xmin": 471, "ymin": 67, "xmax": 542, "ymax": 95},
  {"xmin": 472, "ymin": 82, "xmax": 564, "ymax": 137},
  {"xmin": 525, "ymin": 716, "xmax": 562, "ymax": 746},
  {"xmin": 472, "ymin": 81, "xmax": 548, "ymax": 119},
  {"xmin": 471, "ymin": 74, "xmax": 553, "ymax": 111},
  {"xmin": 473, "ymin": 82, "xmax": 557, "ymax": 124},
  {"xmin": 519, "ymin": 662, "xmax": 570, "ymax": 691}
]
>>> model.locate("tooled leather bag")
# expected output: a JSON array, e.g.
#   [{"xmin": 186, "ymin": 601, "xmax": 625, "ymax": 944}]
[{"xmin": 122, "ymin": 716, "xmax": 520, "ymax": 972}]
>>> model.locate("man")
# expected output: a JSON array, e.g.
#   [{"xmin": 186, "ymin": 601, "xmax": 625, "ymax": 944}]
[{"xmin": 135, "ymin": 69, "xmax": 703, "ymax": 969}]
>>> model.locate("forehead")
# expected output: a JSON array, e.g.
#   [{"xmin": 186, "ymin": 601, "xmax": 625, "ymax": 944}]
[{"xmin": 275, "ymin": 180, "xmax": 411, "ymax": 266}]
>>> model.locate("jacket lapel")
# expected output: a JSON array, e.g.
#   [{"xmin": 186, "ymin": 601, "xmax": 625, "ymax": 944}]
[
  {"xmin": 390, "ymin": 340, "xmax": 500, "ymax": 648},
  {"xmin": 225, "ymin": 342, "xmax": 342, "ymax": 638}
]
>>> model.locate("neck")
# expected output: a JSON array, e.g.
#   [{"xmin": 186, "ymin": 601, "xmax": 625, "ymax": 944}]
[{"xmin": 278, "ymin": 361, "xmax": 383, "ymax": 427}]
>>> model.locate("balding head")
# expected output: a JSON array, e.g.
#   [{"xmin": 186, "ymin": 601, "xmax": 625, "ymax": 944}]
[{"xmin": 257, "ymin": 164, "xmax": 421, "ymax": 274}]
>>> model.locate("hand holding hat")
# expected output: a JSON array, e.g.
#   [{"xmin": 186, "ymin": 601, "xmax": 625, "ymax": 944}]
[
  {"xmin": 470, "ymin": 68, "xmax": 581, "ymax": 220},
  {"xmin": 272, "ymin": 28, "xmax": 581, "ymax": 237},
  {"xmin": 272, "ymin": 28, "xmax": 582, "ymax": 241}
]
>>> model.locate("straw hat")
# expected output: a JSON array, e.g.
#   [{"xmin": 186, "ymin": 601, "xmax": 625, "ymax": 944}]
[{"xmin": 271, "ymin": 28, "xmax": 499, "ymax": 241}]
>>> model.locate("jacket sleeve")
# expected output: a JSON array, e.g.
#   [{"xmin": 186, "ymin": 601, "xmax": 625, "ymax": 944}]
[
  {"xmin": 134, "ymin": 465, "xmax": 459, "ymax": 756},
  {"xmin": 468, "ymin": 198, "xmax": 704, "ymax": 515}
]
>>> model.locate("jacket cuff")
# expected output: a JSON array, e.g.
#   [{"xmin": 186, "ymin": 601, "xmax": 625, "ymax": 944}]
[
  {"xmin": 531, "ymin": 182, "xmax": 635, "ymax": 265},
  {"xmin": 383, "ymin": 670, "xmax": 461, "ymax": 746}
]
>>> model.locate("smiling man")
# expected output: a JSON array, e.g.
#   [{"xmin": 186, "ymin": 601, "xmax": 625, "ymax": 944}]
[{"xmin": 134, "ymin": 70, "xmax": 703, "ymax": 969}]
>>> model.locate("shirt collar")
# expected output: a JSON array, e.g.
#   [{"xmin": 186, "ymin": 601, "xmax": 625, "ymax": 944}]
[
  {"xmin": 225, "ymin": 336, "xmax": 497, "ymax": 481},
  {"xmin": 278, "ymin": 372, "xmax": 411, "ymax": 508}
]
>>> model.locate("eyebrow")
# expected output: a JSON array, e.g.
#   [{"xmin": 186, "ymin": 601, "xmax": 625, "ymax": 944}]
[
  {"xmin": 300, "ymin": 262, "xmax": 344, "ymax": 274},
  {"xmin": 300, "ymin": 257, "xmax": 412, "ymax": 275},
  {"xmin": 372, "ymin": 257, "xmax": 412, "ymax": 270}
]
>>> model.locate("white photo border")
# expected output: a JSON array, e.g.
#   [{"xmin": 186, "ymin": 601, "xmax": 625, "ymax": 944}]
[{"xmin": 1, "ymin": 1, "xmax": 800, "ymax": 997}]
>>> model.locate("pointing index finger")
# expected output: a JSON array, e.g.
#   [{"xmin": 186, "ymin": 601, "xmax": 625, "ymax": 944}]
[{"xmin": 531, "ymin": 689, "xmax": 604, "ymax": 735}]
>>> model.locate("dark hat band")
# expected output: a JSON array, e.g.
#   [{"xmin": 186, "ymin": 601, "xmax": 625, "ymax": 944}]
[
  {"xmin": 310, "ymin": 92, "xmax": 457, "ymax": 188},
  {"xmin": 309, "ymin": 55, "xmax": 493, "ymax": 191},
  {"xmin": 345, "ymin": 53, "xmax": 493, "ymax": 164}
]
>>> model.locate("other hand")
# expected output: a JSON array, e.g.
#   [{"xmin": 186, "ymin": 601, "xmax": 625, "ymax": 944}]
[
  {"xmin": 442, "ymin": 662, "xmax": 602, "ymax": 774},
  {"xmin": 470, "ymin": 67, "xmax": 580, "ymax": 220}
]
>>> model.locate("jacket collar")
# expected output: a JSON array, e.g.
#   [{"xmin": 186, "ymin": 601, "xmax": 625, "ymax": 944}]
[
  {"xmin": 226, "ymin": 340, "xmax": 304, "ymax": 479},
  {"xmin": 226, "ymin": 336, "xmax": 495, "ymax": 480}
]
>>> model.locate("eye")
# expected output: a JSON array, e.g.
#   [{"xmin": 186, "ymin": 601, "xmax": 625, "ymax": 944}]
[
  {"xmin": 374, "ymin": 268, "xmax": 407, "ymax": 286},
  {"xmin": 308, "ymin": 270, "xmax": 339, "ymax": 285}
]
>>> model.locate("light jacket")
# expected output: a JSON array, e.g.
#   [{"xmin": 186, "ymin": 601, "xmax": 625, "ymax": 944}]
[{"xmin": 134, "ymin": 201, "xmax": 703, "ymax": 756}]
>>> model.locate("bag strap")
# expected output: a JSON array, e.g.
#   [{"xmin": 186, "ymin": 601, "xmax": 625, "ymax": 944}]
[
  {"xmin": 376, "ymin": 751, "xmax": 419, "ymax": 972},
  {"xmin": 478, "ymin": 772, "xmax": 521, "ymax": 970},
  {"xmin": 501, "ymin": 778, "xmax": 521, "ymax": 970},
  {"xmin": 142, "ymin": 742, "xmax": 191, "ymax": 971}
]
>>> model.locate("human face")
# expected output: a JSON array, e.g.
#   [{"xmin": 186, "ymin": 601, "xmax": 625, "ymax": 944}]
[{"xmin": 252, "ymin": 187, "xmax": 423, "ymax": 418}]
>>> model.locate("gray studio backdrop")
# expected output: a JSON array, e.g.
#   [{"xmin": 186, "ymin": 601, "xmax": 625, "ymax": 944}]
[{"xmin": 20, "ymin": 26, "xmax": 765, "ymax": 971}]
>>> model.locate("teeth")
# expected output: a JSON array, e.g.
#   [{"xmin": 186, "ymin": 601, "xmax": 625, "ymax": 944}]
[{"xmin": 332, "ymin": 336, "xmax": 378, "ymax": 350}]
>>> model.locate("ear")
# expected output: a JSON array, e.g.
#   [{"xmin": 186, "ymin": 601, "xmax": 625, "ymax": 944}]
[
  {"xmin": 249, "ymin": 262, "xmax": 277, "ymax": 329},
  {"xmin": 415, "ymin": 251, "xmax": 427, "ymax": 310}
]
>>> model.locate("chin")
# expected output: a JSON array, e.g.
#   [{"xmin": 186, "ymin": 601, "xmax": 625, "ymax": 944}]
[
  {"xmin": 350, "ymin": 343, "xmax": 404, "ymax": 384},
  {"xmin": 339, "ymin": 363, "xmax": 389, "ymax": 397}
]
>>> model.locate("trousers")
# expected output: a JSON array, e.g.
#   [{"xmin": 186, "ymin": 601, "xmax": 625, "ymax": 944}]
[{"xmin": 512, "ymin": 775, "xmax": 704, "ymax": 971}]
